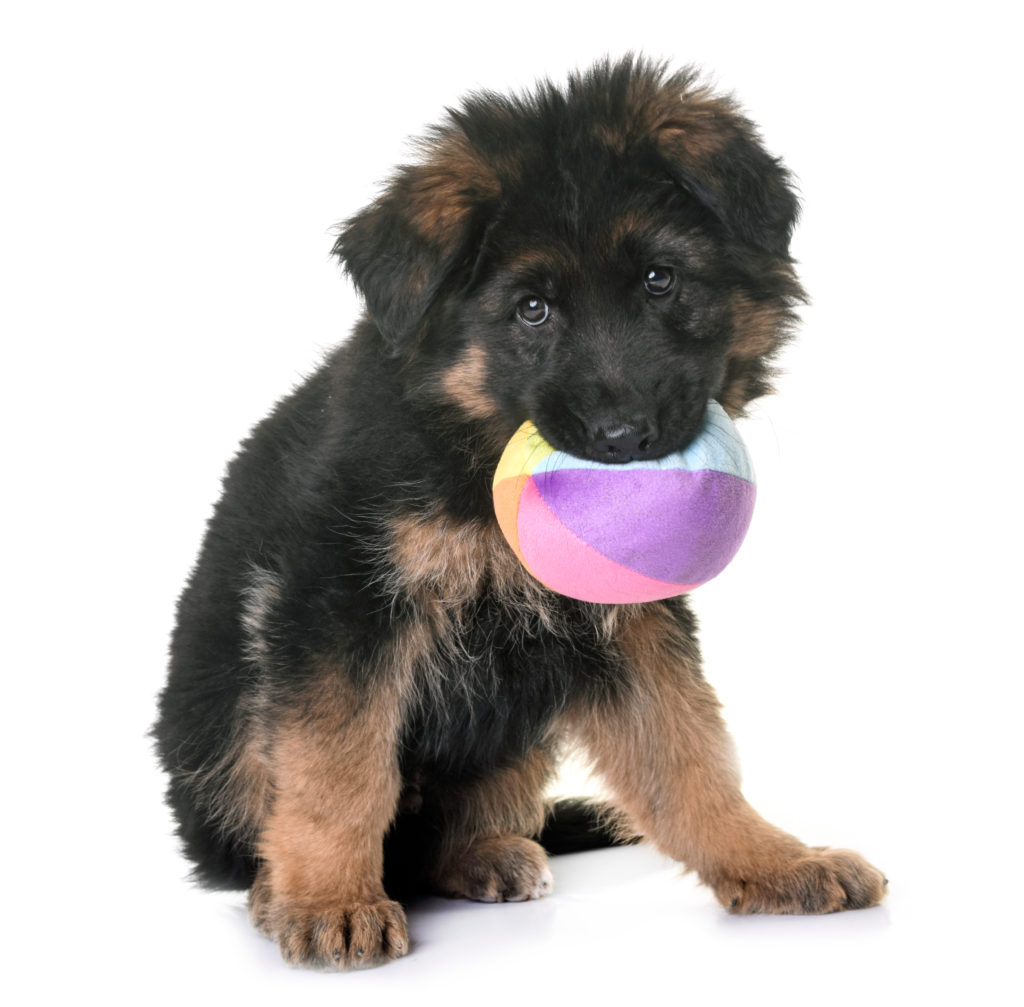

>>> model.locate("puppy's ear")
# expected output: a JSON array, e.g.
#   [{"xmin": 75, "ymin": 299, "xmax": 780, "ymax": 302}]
[
  {"xmin": 653, "ymin": 83, "xmax": 799, "ymax": 258},
  {"xmin": 333, "ymin": 127, "xmax": 499, "ymax": 352}
]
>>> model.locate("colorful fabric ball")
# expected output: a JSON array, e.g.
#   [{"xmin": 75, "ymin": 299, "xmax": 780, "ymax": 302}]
[{"xmin": 492, "ymin": 401, "xmax": 756, "ymax": 604}]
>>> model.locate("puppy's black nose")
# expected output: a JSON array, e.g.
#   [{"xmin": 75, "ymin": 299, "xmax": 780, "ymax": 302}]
[{"xmin": 589, "ymin": 420, "xmax": 657, "ymax": 461}]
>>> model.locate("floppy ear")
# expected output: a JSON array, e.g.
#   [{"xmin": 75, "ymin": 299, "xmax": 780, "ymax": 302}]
[
  {"xmin": 653, "ymin": 84, "xmax": 799, "ymax": 258},
  {"xmin": 333, "ymin": 127, "xmax": 500, "ymax": 352}
]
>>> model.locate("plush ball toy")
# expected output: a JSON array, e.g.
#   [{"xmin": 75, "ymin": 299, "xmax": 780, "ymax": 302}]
[{"xmin": 492, "ymin": 401, "xmax": 756, "ymax": 604}]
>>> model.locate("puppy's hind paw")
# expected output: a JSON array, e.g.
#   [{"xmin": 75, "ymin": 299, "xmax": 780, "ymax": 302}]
[{"xmin": 433, "ymin": 835, "xmax": 554, "ymax": 903}]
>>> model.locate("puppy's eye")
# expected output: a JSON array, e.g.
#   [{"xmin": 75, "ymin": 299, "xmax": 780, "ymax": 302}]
[
  {"xmin": 516, "ymin": 295, "xmax": 550, "ymax": 326},
  {"xmin": 643, "ymin": 265, "xmax": 674, "ymax": 296}
]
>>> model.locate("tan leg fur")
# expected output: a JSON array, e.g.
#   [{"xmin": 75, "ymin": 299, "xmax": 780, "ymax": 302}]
[
  {"xmin": 248, "ymin": 673, "xmax": 409, "ymax": 969},
  {"xmin": 430, "ymin": 747, "xmax": 555, "ymax": 903},
  {"xmin": 560, "ymin": 603, "xmax": 886, "ymax": 914}
]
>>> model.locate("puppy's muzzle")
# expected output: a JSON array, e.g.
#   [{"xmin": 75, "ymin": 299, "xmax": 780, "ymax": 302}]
[{"xmin": 587, "ymin": 416, "xmax": 659, "ymax": 462}]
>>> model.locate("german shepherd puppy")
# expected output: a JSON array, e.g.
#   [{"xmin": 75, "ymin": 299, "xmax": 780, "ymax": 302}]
[{"xmin": 155, "ymin": 57, "xmax": 886, "ymax": 969}]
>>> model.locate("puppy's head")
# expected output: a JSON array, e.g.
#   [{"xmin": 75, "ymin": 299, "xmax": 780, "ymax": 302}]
[{"xmin": 335, "ymin": 57, "xmax": 804, "ymax": 462}]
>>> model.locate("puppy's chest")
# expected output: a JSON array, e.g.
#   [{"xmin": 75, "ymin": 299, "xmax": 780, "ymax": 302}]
[
  {"xmin": 401, "ymin": 601, "xmax": 586, "ymax": 774},
  {"xmin": 386, "ymin": 509, "xmax": 537, "ymax": 609},
  {"xmin": 387, "ymin": 511, "xmax": 620, "ymax": 777}
]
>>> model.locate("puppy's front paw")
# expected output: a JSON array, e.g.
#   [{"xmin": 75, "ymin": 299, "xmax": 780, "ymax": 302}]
[
  {"xmin": 433, "ymin": 835, "xmax": 553, "ymax": 903},
  {"xmin": 249, "ymin": 883, "xmax": 408, "ymax": 969},
  {"xmin": 713, "ymin": 847, "xmax": 887, "ymax": 915}
]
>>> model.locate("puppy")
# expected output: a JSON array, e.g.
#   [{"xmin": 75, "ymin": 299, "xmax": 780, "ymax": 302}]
[{"xmin": 155, "ymin": 57, "xmax": 885, "ymax": 969}]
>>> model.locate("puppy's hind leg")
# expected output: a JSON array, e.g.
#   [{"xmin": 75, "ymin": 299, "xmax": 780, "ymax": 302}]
[{"xmin": 429, "ymin": 748, "xmax": 556, "ymax": 903}]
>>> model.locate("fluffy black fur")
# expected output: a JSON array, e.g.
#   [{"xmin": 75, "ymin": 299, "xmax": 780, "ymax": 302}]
[{"xmin": 154, "ymin": 58, "xmax": 862, "ymax": 969}]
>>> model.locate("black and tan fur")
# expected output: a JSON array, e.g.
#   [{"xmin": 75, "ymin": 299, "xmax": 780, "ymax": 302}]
[{"xmin": 155, "ymin": 57, "xmax": 885, "ymax": 969}]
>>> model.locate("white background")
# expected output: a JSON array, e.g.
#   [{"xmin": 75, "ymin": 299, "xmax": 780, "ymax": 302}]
[{"xmin": 3, "ymin": 1, "xmax": 1021, "ymax": 1004}]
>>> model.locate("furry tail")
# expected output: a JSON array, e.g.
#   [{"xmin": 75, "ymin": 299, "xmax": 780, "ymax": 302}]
[{"xmin": 537, "ymin": 798, "xmax": 640, "ymax": 854}]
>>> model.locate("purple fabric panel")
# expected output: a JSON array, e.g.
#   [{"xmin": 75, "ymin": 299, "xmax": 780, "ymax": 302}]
[
  {"xmin": 516, "ymin": 477, "xmax": 696, "ymax": 603},
  {"xmin": 533, "ymin": 468, "xmax": 755, "ymax": 584}
]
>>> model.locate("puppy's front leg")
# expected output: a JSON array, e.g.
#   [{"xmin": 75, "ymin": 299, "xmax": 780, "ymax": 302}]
[
  {"xmin": 566, "ymin": 604, "xmax": 886, "ymax": 914},
  {"xmin": 249, "ymin": 675, "xmax": 409, "ymax": 969}
]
